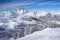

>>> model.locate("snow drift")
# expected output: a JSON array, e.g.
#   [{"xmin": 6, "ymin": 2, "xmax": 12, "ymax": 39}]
[{"xmin": 16, "ymin": 28, "xmax": 60, "ymax": 40}]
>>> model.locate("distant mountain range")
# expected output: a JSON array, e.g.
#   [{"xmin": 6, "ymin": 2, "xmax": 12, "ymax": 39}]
[{"xmin": 0, "ymin": 8, "xmax": 60, "ymax": 38}]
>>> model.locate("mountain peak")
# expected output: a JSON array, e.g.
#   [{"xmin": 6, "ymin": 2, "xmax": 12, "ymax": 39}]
[
  {"xmin": 14, "ymin": 8, "xmax": 28, "ymax": 15},
  {"xmin": 40, "ymin": 11, "xmax": 48, "ymax": 16},
  {"xmin": 36, "ymin": 11, "xmax": 49, "ymax": 17}
]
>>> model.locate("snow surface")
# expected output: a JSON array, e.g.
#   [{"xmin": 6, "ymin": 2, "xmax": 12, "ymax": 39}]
[
  {"xmin": 0, "ymin": 9, "xmax": 59, "ymax": 29},
  {"xmin": 36, "ymin": 11, "xmax": 48, "ymax": 17},
  {"xmin": 15, "ymin": 28, "xmax": 60, "ymax": 40}
]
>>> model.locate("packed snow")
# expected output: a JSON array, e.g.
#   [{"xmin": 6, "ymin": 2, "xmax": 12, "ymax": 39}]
[{"xmin": 15, "ymin": 28, "xmax": 60, "ymax": 40}]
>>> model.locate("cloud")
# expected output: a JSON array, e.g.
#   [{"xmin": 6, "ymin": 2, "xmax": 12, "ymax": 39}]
[
  {"xmin": 0, "ymin": 0, "xmax": 38, "ymax": 10},
  {"xmin": 0, "ymin": 2, "xmax": 34, "ymax": 10},
  {"xmin": 0, "ymin": 0, "xmax": 60, "ymax": 10},
  {"xmin": 37, "ymin": 1, "xmax": 54, "ymax": 5},
  {"xmin": 36, "ymin": 1, "xmax": 60, "ymax": 6},
  {"xmin": 49, "ymin": 2, "xmax": 60, "ymax": 5}
]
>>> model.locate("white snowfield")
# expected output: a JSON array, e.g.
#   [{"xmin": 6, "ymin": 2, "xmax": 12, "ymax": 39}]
[{"xmin": 16, "ymin": 28, "xmax": 60, "ymax": 40}]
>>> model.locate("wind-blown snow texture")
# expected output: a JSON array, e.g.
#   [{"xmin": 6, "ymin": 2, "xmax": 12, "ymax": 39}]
[{"xmin": 10, "ymin": 28, "xmax": 60, "ymax": 40}]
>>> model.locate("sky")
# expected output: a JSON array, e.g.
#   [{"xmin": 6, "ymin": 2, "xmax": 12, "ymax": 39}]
[{"xmin": 0, "ymin": 0, "xmax": 60, "ymax": 14}]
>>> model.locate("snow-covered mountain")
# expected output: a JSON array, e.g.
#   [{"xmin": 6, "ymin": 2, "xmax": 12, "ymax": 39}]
[
  {"xmin": 0, "ymin": 8, "xmax": 60, "ymax": 31},
  {"xmin": 16, "ymin": 28, "xmax": 60, "ymax": 40},
  {"xmin": 0, "ymin": 8, "xmax": 60, "ymax": 39}
]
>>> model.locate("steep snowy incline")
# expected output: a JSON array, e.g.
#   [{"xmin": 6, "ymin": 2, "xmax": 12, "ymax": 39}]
[{"xmin": 16, "ymin": 28, "xmax": 60, "ymax": 40}]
